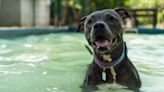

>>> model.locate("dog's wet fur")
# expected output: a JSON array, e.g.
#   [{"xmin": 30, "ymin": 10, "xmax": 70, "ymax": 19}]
[{"xmin": 77, "ymin": 8, "xmax": 141, "ymax": 92}]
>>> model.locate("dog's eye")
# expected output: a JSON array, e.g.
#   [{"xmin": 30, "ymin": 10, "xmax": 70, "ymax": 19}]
[
  {"xmin": 106, "ymin": 15, "xmax": 115, "ymax": 21},
  {"xmin": 88, "ymin": 19, "xmax": 93, "ymax": 24},
  {"xmin": 108, "ymin": 16, "xmax": 115, "ymax": 21}
]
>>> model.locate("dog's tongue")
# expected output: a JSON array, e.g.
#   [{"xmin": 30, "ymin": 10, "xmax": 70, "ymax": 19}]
[{"xmin": 95, "ymin": 40, "xmax": 108, "ymax": 48}]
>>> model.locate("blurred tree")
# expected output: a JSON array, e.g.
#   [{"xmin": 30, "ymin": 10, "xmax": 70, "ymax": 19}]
[
  {"xmin": 88, "ymin": 0, "xmax": 127, "ymax": 12},
  {"xmin": 50, "ymin": 0, "xmax": 164, "ymax": 26},
  {"xmin": 125, "ymin": 0, "xmax": 164, "ymax": 8}
]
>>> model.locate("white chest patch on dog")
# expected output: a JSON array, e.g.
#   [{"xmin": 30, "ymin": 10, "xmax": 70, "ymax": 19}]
[{"xmin": 97, "ymin": 83, "xmax": 127, "ymax": 90}]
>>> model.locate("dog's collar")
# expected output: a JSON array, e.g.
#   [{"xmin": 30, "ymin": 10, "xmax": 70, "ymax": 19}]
[{"xmin": 94, "ymin": 42, "xmax": 126, "ymax": 68}]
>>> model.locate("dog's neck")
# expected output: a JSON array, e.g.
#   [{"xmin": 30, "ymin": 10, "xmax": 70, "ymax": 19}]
[
  {"xmin": 93, "ymin": 41, "xmax": 127, "ymax": 81},
  {"xmin": 93, "ymin": 41, "xmax": 127, "ymax": 68}
]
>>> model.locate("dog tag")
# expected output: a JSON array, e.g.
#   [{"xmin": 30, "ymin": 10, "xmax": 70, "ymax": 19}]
[{"xmin": 102, "ymin": 68, "xmax": 106, "ymax": 81}]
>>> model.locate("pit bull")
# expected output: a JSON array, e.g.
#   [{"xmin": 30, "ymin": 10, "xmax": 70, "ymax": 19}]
[{"xmin": 77, "ymin": 8, "xmax": 141, "ymax": 92}]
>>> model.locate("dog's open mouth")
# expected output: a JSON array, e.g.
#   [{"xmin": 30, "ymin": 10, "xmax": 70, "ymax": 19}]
[{"xmin": 92, "ymin": 36, "xmax": 118, "ymax": 53}]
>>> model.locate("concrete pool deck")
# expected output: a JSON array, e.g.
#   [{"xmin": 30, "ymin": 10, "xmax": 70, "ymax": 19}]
[{"xmin": 0, "ymin": 26, "xmax": 164, "ymax": 38}]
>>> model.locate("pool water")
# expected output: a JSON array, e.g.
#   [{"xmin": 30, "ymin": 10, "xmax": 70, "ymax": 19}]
[{"xmin": 0, "ymin": 33, "xmax": 164, "ymax": 92}]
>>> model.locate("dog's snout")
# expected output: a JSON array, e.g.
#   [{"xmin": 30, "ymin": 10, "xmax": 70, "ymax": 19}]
[{"xmin": 94, "ymin": 23, "xmax": 105, "ymax": 29}]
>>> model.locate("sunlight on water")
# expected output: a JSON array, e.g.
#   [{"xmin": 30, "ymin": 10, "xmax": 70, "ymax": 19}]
[{"xmin": 0, "ymin": 33, "xmax": 163, "ymax": 92}]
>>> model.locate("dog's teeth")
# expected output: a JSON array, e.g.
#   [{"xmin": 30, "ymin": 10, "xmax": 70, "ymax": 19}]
[{"xmin": 95, "ymin": 40, "xmax": 108, "ymax": 48}]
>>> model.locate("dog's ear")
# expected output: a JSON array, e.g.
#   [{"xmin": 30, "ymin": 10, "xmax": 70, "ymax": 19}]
[
  {"xmin": 77, "ymin": 16, "xmax": 87, "ymax": 32},
  {"xmin": 114, "ymin": 8, "xmax": 130, "ymax": 21}
]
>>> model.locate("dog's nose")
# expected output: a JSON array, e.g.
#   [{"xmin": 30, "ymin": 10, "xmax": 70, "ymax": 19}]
[{"xmin": 94, "ymin": 23, "xmax": 105, "ymax": 29}]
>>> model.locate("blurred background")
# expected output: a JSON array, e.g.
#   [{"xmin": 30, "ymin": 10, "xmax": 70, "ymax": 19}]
[{"xmin": 0, "ymin": 0, "xmax": 163, "ymax": 28}]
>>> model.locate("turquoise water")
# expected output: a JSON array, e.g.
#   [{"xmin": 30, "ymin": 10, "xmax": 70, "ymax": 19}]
[{"xmin": 0, "ymin": 33, "xmax": 164, "ymax": 92}]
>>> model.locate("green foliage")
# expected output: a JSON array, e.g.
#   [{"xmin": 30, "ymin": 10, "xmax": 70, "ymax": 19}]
[
  {"xmin": 88, "ymin": 0, "xmax": 127, "ymax": 11},
  {"xmin": 87, "ymin": 0, "xmax": 164, "ymax": 10},
  {"xmin": 51, "ymin": 0, "xmax": 164, "ymax": 26}
]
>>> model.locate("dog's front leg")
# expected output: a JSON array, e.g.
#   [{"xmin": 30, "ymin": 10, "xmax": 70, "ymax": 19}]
[
  {"xmin": 81, "ymin": 83, "xmax": 98, "ymax": 92},
  {"xmin": 81, "ymin": 73, "xmax": 99, "ymax": 92},
  {"xmin": 81, "ymin": 63, "xmax": 103, "ymax": 92}
]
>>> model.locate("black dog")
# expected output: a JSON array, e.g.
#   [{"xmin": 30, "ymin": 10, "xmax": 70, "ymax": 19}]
[{"xmin": 77, "ymin": 8, "xmax": 141, "ymax": 92}]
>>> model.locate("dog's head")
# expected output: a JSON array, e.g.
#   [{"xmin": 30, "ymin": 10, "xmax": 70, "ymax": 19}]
[{"xmin": 77, "ymin": 8, "xmax": 130, "ymax": 53}]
